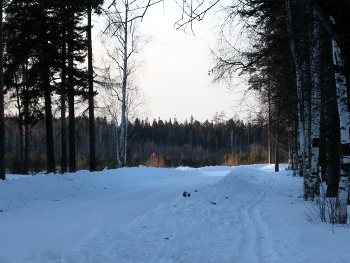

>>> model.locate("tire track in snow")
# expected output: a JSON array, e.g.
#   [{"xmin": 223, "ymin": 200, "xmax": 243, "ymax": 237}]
[{"xmin": 237, "ymin": 174, "xmax": 278, "ymax": 263}]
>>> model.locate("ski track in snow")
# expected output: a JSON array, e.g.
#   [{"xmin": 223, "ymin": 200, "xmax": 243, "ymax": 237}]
[{"xmin": 237, "ymin": 173, "xmax": 278, "ymax": 263}]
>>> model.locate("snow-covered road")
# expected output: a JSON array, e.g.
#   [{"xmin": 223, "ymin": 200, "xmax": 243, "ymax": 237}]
[
  {"xmin": 2, "ymin": 165, "xmax": 350, "ymax": 263},
  {"xmin": 0, "ymin": 167, "xmax": 229, "ymax": 262}
]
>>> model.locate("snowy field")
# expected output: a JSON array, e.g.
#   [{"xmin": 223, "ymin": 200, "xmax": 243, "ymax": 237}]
[{"xmin": 1, "ymin": 165, "xmax": 350, "ymax": 262}]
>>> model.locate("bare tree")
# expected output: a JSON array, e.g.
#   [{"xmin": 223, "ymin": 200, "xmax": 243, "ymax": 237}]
[
  {"xmin": 101, "ymin": 1, "xmax": 150, "ymax": 167},
  {"xmin": 97, "ymin": 65, "xmax": 146, "ymax": 168}
]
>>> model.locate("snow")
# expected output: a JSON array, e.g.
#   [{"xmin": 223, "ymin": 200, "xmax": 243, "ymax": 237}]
[{"xmin": 1, "ymin": 165, "xmax": 350, "ymax": 263}]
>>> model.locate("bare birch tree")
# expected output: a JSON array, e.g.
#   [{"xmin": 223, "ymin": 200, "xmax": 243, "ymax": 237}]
[{"xmin": 101, "ymin": 0, "xmax": 150, "ymax": 167}]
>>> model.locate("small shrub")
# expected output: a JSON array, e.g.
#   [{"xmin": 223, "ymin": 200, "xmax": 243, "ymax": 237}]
[
  {"xmin": 128, "ymin": 154, "xmax": 140, "ymax": 167},
  {"xmin": 107, "ymin": 154, "xmax": 118, "ymax": 169},
  {"xmin": 96, "ymin": 155, "xmax": 107, "ymax": 171},
  {"xmin": 303, "ymin": 182, "xmax": 342, "ymax": 226},
  {"xmin": 76, "ymin": 153, "xmax": 89, "ymax": 171},
  {"xmin": 145, "ymin": 153, "xmax": 159, "ymax": 167},
  {"xmin": 28, "ymin": 151, "xmax": 46, "ymax": 174},
  {"xmin": 179, "ymin": 154, "xmax": 193, "ymax": 167},
  {"xmin": 163, "ymin": 155, "xmax": 172, "ymax": 167}
]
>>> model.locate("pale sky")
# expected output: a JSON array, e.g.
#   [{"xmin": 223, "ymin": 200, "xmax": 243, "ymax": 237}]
[{"xmin": 94, "ymin": 1, "xmax": 251, "ymax": 123}]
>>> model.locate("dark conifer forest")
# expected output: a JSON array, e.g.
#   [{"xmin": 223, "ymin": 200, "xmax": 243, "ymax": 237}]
[{"xmin": 4, "ymin": 114, "xmax": 280, "ymax": 173}]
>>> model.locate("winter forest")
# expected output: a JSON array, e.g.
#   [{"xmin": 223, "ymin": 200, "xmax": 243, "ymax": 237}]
[{"xmin": 0, "ymin": 0, "xmax": 350, "ymax": 224}]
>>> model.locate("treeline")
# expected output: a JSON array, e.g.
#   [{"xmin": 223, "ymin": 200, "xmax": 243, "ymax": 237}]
[
  {"xmin": 128, "ymin": 115, "xmax": 271, "ymax": 167},
  {"xmin": 4, "ymin": 115, "xmax": 280, "ymax": 173}
]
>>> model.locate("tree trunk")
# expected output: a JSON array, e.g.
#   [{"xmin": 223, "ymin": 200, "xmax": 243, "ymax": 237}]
[
  {"xmin": 275, "ymin": 134, "xmax": 279, "ymax": 172},
  {"xmin": 333, "ymin": 39, "xmax": 350, "ymax": 224},
  {"xmin": 309, "ymin": 10, "xmax": 322, "ymax": 198},
  {"xmin": 61, "ymin": 69, "xmax": 67, "ymax": 174},
  {"xmin": 68, "ymin": 10, "xmax": 76, "ymax": 173},
  {"xmin": 286, "ymin": 0, "xmax": 313, "ymax": 198},
  {"xmin": 323, "ymin": 35, "xmax": 340, "ymax": 198},
  {"xmin": 44, "ymin": 75, "xmax": 56, "ymax": 174},
  {"xmin": 268, "ymin": 84, "xmax": 272, "ymax": 164},
  {"xmin": 61, "ymin": 6, "xmax": 67, "ymax": 173},
  {"xmin": 118, "ymin": 5, "xmax": 129, "ymax": 168},
  {"xmin": 0, "ymin": 0, "xmax": 5, "ymax": 180},
  {"xmin": 22, "ymin": 63, "xmax": 29, "ymax": 175},
  {"xmin": 14, "ymin": 64, "xmax": 29, "ymax": 175},
  {"xmin": 39, "ymin": 0, "xmax": 55, "ymax": 174},
  {"xmin": 286, "ymin": 0, "xmax": 305, "ymax": 178},
  {"xmin": 15, "ymin": 82, "xmax": 24, "ymax": 174},
  {"xmin": 24, "ymin": 106, "xmax": 29, "ymax": 174},
  {"xmin": 87, "ymin": 5, "xmax": 96, "ymax": 171}
]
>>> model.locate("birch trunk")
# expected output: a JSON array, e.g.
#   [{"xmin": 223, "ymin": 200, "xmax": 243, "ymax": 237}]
[
  {"xmin": 333, "ymin": 40, "xmax": 350, "ymax": 224},
  {"xmin": 286, "ymin": 0, "xmax": 310, "ymax": 187},
  {"xmin": 113, "ymin": 121, "xmax": 121, "ymax": 167},
  {"xmin": 0, "ymin": 0, "xmax": 4, "ymax": 180},
  {"xmin": 309, "ymin": 11, "xmax": 322, "ymax": 198},
  {"xmin": 118, "ymin": 3, "xmax": 129, "ymax": 168}
]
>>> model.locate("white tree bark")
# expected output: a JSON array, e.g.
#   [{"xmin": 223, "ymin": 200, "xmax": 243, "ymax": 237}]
[
  {"xmin": 333, "ymin": 40, "xmax": 350, "ymax": 224},
  {"xmin": 309, "ymin": 11, "xmax": 322, "ymax": 199},
  {"xmin": 101, "ymin": 0, "xmax": 150, "ymax": 168},
  {"xmin": 0, "ymin": 0, "xmax": 5, "ymax": 180},
  {"xmin": 118, "ymin": 3, "xmax": 129, "ymax": 168},
  {"xmin": 286, "ymin": 0, "xmax": 311, "ymax": 196}
]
